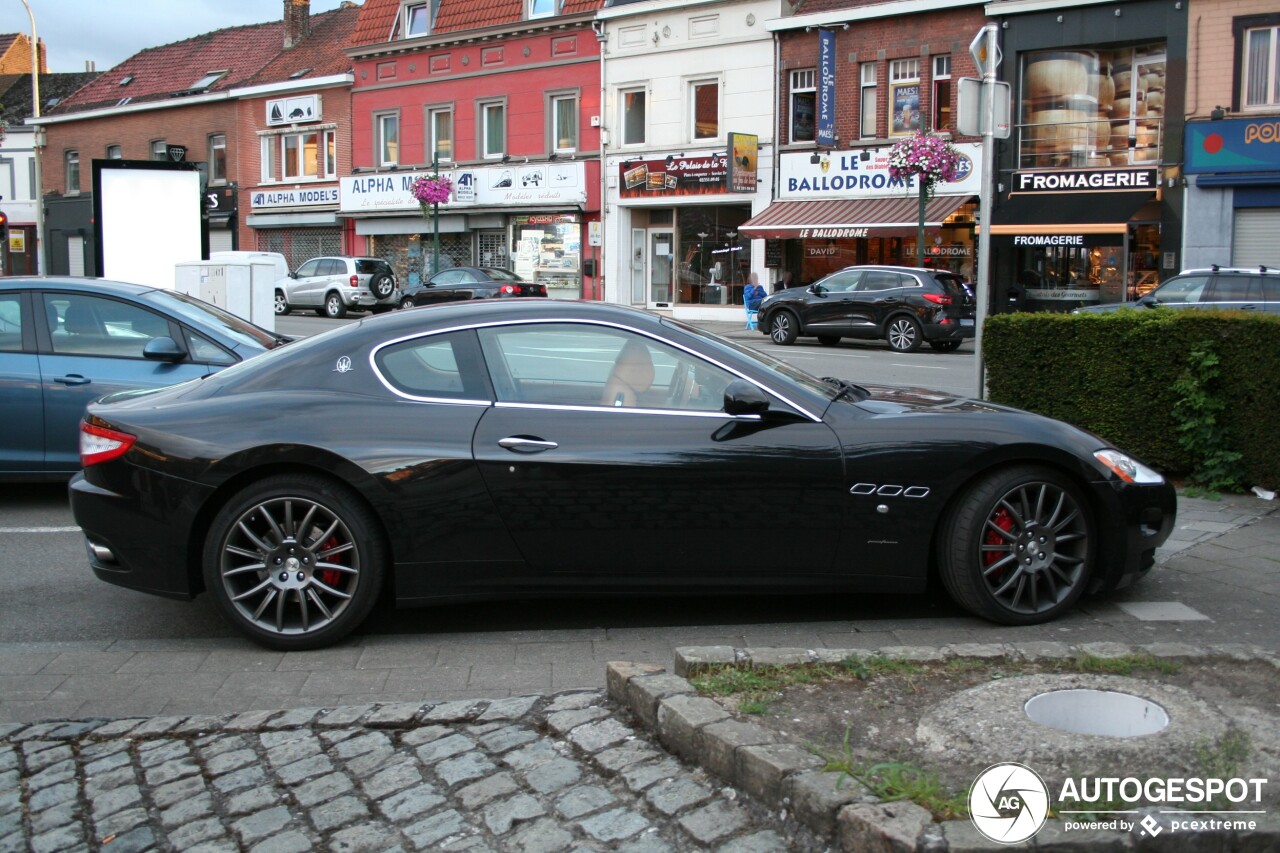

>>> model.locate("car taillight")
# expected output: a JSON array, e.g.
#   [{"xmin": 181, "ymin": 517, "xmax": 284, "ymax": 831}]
[
  {"xmin": 80, "ymin": 422, "xmax": 136, "ymax": 467},
  {"xmin": 923, "ymin": 293, "xmax": 953, "ymax": 305},
  {"xmin": 500, "ymin": 284, "xmax": 518, "ymax": 295},
  {"xmin": 537, "ymin": 285, "xmax": 548, "ymax": 296},
  {"xmin": 350, "ymin": 275, "xmax": 359, "ymax": 287}
]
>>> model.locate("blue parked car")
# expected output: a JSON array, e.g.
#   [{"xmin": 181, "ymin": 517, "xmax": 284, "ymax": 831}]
[{"xmin": 0, "ymin": 277, "xmax": 289, "ymax": 481}]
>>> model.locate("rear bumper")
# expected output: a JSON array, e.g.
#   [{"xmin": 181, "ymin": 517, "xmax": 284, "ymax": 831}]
[{"xmin": 924, "ymin": 320, "xmax": 975, "ymax": 342}]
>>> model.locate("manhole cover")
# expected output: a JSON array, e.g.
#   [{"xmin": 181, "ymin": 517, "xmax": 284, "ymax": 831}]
[{"xmin": 1024, "ymin": 689, "xmax": 1169, "ymax": 737}]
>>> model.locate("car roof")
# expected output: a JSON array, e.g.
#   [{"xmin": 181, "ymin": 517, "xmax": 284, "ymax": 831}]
[
  {"xmin": 368, "ymin": 298, "xmax": 655, "ymax": 331},
  {"xmin": 0, "ymin": 276, "xmax": 157, "ymax": 297},
  {"xmin": 1178, "ymin": 266, "xmax": 1278, "ymax": 276}
]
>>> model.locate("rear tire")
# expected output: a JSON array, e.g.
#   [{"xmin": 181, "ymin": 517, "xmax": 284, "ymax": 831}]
[
  {"xmin": 323, "ymin": 292, "xmax": 347, "ymax": 319},
  {"xmin": 768, "ymin": 311, "xmax": 799, "ymax": 345},
  {"xmin": 369, "ymin": 273, "xmax": 395, "ymax": 300},
  {"xmin": 937, "ymin": 466, "xmax": 1094, "ymax": 625}
]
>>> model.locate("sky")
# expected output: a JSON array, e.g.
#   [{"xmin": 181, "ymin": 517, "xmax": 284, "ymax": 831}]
[{"xmin": 1, "ymin": 0, "xmax": 355, "ymax": 73}]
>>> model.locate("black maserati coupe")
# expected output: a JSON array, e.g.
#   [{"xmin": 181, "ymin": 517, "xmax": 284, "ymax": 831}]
[{"xmin": 70, "ymin": 300, "xmax": 1175, "ymax": 649}]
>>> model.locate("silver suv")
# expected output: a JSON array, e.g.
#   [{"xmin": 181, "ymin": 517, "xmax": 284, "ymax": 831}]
[
  {"xmin": 274, "ymin": 257, "xmax": 399, "ymax": 318},
  {"xmin": 1074, "ymin": 266, "xmax": 1280, "ymax": 314}
]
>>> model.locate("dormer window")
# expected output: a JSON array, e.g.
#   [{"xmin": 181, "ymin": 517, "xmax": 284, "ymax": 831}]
[
  {"xmin": 528, "ymin": 0, "xmax": 556, "ymax": 20},
  {"xmin": 118, "ymin": 76, "xmax": 133, "ymax": 86},
  {"xmin": 190, "ymin": 70, "xmax": 228, "ymax": 92},
  {"xmin": 394, "ymin": 1, "xmax": 439, "ymax": 39}
]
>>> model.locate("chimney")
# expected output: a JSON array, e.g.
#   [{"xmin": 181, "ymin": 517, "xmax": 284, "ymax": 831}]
[{"xmin": 284, "ymin": 0, "xmax": 311, "ymax": 49}]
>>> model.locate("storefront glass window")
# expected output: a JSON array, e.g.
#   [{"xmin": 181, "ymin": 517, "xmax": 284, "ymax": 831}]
[
  {"xmin": 512, "ymin": 214, "xmax": 581, "ymax": 298},
  {"xmin": 675, "ymin": 207, "xmax": 751, "ymax": 305},
  {"xmin": 1018, "ymin": 42, "xmax": 1165, "ymax": 169}
]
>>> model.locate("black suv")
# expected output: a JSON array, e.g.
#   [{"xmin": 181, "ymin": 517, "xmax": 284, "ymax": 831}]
[
  {"xmin": 1074, "ymin": 266, "xmax": 1280, "ymax": 315},
  {"xmin": 758, "ymin": 265, "xmax": 976, "ymax": 352}
]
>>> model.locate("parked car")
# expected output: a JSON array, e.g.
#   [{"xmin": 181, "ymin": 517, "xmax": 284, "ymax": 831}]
[
  {"xmin": 758, "ymin": 265, "xmax": 975, "ymax": 352},
  {"xmin": 400, "ymin": 267, "xmax": 547, "ymax": 309},
  {"xmin": 70, "ymin": 300, "xmax": 1174, "ymax": 649},
  {"xmin": 0, "ymin": 276, "xmax": 288, "ymax": 481},
  {"xmin": 1073, "ymin": 266, "xmax": 1280, "ymax": 314},
  {"xmin": 274, "ymin": 256, "xmax": 399, "ymax": 318}
]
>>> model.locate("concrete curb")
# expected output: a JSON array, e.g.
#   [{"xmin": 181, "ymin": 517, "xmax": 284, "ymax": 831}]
[{"xmin": 607, "ymin": 643, "xmax": 1280, "ymax": 852}]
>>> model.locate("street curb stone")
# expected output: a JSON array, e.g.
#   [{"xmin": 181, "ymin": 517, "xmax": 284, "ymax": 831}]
[{"xmin": 609, "ymin": 643, "xmax": 1280, "ymax": 852}]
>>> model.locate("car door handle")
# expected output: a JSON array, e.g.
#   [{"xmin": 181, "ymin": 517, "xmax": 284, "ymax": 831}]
[
  {"xmin": 54, "ymin": 374, "xmax": 91, "ymax": 386},
  {"xmin": 498, "ymin": 436, "xmax": 559, "ymax": 453}
]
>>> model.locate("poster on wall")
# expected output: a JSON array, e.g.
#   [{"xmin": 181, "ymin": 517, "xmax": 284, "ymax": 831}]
[
  {"xmin": 727, "ymin": 133, "xmax": 758, "ymax": 193},
  {"xmin": 891, "ymin": 84, "xmax": 921, "ymax": 136}
]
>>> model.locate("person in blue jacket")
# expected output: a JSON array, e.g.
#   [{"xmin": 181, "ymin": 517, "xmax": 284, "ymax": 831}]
[{"xmin": 744, "ymin": 273, "xmax": 767, "ymax": 311}]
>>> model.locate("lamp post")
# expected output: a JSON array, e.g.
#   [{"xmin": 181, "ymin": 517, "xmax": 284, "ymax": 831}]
[
  {"xmin": 431, "ymin": 153, "xmax": 440, "ymax": 277},
  {"xmin": 19, "ymin": 0, "xmax": 44, "ymax": 274}
]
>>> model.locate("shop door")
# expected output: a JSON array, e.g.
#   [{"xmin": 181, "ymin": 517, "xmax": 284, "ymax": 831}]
[
  {"xmin": 648, "ymin": 228, "xmax": 674, "ymax": 307},
  {"xmin": 630, "ymin": 228, "xmax": 646, "ymax": 305}
]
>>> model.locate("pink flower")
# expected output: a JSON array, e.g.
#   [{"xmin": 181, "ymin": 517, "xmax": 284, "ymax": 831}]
[
  {"xmin": 410, "ymin": 175, "xmax": 453, "ymax": 208},
  {"xmin": 886, "ymin": 132, "xmax": 962, "ymax": 197}
]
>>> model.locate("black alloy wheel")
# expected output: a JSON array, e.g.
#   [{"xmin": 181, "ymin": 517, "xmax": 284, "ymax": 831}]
[
  {"xmin": 203, "ymin": 474, "xmax": 386, "ymax": 650},
  {"xmin": 769, "ymin": 311, "xmax": 799, "ymax": 345},
  {"xmin": 938, "ymin": 466, "xmax": 1093, "ymax": 624},
  {"xmin": 885, "ymin": 315, "xmax": 923, "ymax": 352},
  {"xmin": 324, "ymin": 292, "xmax": 348, "ymax": 319},
  {"xmin": 274, "ymin": 290, "xmax": 291, "ymax": 315},
  {"xmin": 929, "ymin": 340, "xmax": 962, "ymax": 352},
  {"xmin": 369, "ymin": 273, "xmax": 396, "ymax": 300}
]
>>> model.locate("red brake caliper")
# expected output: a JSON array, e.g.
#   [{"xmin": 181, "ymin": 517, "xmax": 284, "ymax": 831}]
[
  {"xmin": 318, "ymin": 535, "xmax": 343, "ymax": 588},
  {"xmin": 983, "ymin": 508, "xmax": 1016, "ymax": 579}
]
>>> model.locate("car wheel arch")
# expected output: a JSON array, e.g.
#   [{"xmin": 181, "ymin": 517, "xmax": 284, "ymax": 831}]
[{"xmin": 185, "ymin": 454, "xmax": 394, "ymax": 598}]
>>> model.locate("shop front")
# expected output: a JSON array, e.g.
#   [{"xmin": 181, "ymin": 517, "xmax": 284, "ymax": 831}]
[
  {"xmin": 1184, "ymin": 117, "xmax": 1280, "ymax": 269},
  {"xmin": 338, "ymin": 162, "xmax": 590, "ymax": 297},
  {"xmin": 246, "ymin": 184, "xmax": 343, "ymax": 270},
  {"xmin": 740, "ymin": 144, "xmax": 983, "ymax": 288},
  {"xmin": 611, "ymin": 152, "xmax": 757, "ymax": 315}
]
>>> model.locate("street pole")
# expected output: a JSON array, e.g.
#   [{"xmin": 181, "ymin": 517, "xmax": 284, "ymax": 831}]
[
  {"xmin": 973, "ymin": 23, "xmax": 998, "ymax": 400},
  {"xmin": 19, "ymin": 0, "xmax": 45, "ymax": 274},
  {"xmin": 917, "ymin": 114, "xmax": 929, "ymax": 269},
  {"xmin": 431, "ymin": 153, "xmax": 440, "ymax": 277}
]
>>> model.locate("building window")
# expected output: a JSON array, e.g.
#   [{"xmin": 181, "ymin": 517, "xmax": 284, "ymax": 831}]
[
  {"xmin": 376, "ymin": 112, "xmax": 400, "ymax": 166},
  {"xmin": 208, "ymin": 133, "xmax": 227, "ymax": 184},
  {"xmin": 889, "ymin": 58, "xmax": 921, "ymax": 136},
  {"xmin": 528, "ymin": 0, "xmax": 556, "ymax": 20},
  {"xmin": 428, "ymin": 106, "xmax": 453, "ymax": 163},
  {"xmin": 106, "ymin": 144, "xmax": 122, "ymax": 159},
  {"xmin": 551, "ymin": 94, "xmax": 578, "ymax": 152},
  {"xmin": 932, "ymin": 55, "xmax": 952, "ymax": 132},
  {"xmin": 790, "ymin": 69, "xmax": 816, "ymax": 143},
  {"xmin": 396, "ymin": 1, "xmax": 439, "ymax": 38},
  {"xmin": 621, "ymin": 87, "xmax": 646, "ymax": 146},
  {"xmin": 1243, "ymin": 24, "xmax": 1280, "ymax": 108},
  {"xmin": 65, "ymin": 150, "xmax": 80, "ymax": 193},
  {"xmin": 262, "ymin": 129, "xmax": 337, "ymax": 181},
  {"xmin": 480, "ymin": 101, "xmax": 506, "ymax": 159},
  {"xmin": 690, "ymin": 80, "xmax": 719, "ymax": 140},
  {"xmin": 860, "ymin": 63, "xmax": 877, "ymax": 139},
  {"xmin": 151, "ymin": 140, "xmax": 167, "ymax": 160}
]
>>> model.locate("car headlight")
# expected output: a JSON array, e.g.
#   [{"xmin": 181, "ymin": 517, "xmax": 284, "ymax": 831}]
[{"xmin": 1093, "ymin": 449, "xmax": 1164, "ymax": 485}]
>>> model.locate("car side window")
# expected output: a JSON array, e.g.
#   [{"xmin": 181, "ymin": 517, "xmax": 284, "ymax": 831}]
[
  {"xmin": 433, "ymin": 270, "xmax": 465, "ymax": 285},
  {"xmin": 186, "ymin": 330, "xmax": 237, "ymax": 366},
  {"xmin": 0, "ymin": 294, "xmax": 23, "ymax": 351},
  {"xmin": 321, "ymin": 259, "xmax": 345, "ymax": 277},
  {"xmin": 1262, "ymin": 275, "xmax": 1280, "ymax": 302},
  {"xmin": 1153, "ymin": 275, "xmax": 1209, "ymax": 304},
  {"xmin": 1207, "ymin": 274, "xmax": 1258, "ymax": 303},
  {"xmin": 477, "ymin": 323, "xmax": 735, "ymax": 412},
  {"xmin": 43, "ymin": 293, "xmax": 169, "ymax": 359},
  {"xmin": 296, "ymin": 260, "xmax": 321, "ymax": 277},
  {"xmin": 861, "ymin": 271, "xmax": 899, "ymax": 291},
  {"xmin": 820, "ymin": 271, "xmax": 863, "ymax": 293},
  {"xmin": 374, "ymin": 330, "xmax": 489, "ymax": 400}
]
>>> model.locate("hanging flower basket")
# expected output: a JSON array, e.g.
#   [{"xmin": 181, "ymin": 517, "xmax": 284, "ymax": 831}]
[
  {"xmin": 410, "ymin": 175, "xmax": 453, "ymax": 216},
  {"xmin": 887, "ymin": 132, "xmax": 962, "ymax": 199}
]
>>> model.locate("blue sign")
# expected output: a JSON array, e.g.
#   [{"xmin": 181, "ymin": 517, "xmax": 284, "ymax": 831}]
[
  {"xmin": 817, "ymin": 29, "xmax": 836, "ymax": 149},
  {"xmin": 1185, "ymin": 117, "xmax": 1280, "ymax": 174}
]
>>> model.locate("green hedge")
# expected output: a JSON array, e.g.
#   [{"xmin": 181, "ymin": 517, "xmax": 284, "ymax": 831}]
[{"xmin": 984, "ymin": 309, "xmax": 1280, "ymax": 488}]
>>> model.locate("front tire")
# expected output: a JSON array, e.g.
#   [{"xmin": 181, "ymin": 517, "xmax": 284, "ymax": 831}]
[
  {"xmin": 768, "ymin": 311, "xmax": 799, "ymax": 345},
  {"xmin": 323, "ymin": 292, "xmax": 348, "ymax": 319},
  {"xmin": 938, "ymin": 466, "xmax": 1094, "ymax": 625},
  {"xmin": 400, "ymin": 296, "xmax": 415, "ymax": 310},
  {"xmin": 885, "ymin": 315, "xmax": 923, "ymax": 352},
  {"xmin": 274, "ymin": 290, "xmax": 291, "ymax": 315},
  {"xmin": 202, "ymin": 474, "xmax": 386, "ymax": 650}
]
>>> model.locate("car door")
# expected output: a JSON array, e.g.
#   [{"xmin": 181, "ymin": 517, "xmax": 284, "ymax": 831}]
[
  {"xmin": 1204, "ymin": 273, "xmax": 1263, "ymax": 311},
  {"xmin": 470, "ymin": 322, "xmax": 845, "ymax": 580},
  {"xmin": 0, "ymin": 290, "xmax": 45, "ymax": 475},
  {"xmin": 288, "ymin": 259, "xmax": 325, "ymax": 306},
  {"xmin": 801, "ymin": 269, "xmax": 864, "ymax": 335},
  {"xmin": 416, "ymin": 269, "xmax": 468, "ymax": 306},
  {"xmin": 847, "ymin": 270, "xmax": 907, "ymax": 337},
  {"xmin": 37, "ymin": 292, "xmax": 220, "ymax": 474}
]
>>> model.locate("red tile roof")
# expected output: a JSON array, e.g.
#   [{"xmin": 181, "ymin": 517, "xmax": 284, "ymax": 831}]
[
  {"xmin": 50, "ymin": 7, "xmax": 356, "ymax": 116},
  {"xmin": 352, "ymin": 0, "xmax": 604, "ymax": 46}
]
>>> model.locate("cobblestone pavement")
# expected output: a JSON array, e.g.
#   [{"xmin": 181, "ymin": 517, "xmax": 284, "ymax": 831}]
[{"xmin": 0, "ymin": 691, "xmax": 826, "ymax": 853}]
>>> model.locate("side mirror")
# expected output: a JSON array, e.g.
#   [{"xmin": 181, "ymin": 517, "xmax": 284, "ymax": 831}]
[
  {"xmin": 289, "ymin": 271, "xmax": 298, "ymax": 279},
  {"xmin": 723, "ymin": 379, "xmax": 770, "ymax": 416},
  {"xmin": 143, "ymin": 336, "xmax": 186, "ymax": 363},
  {"xmin": 1138, "ymin": 295, "xmax": 1157, "ymax": 308},
  {"xmin": 808, "ymin": 284, "xmax": 824, "ymax": 296}
]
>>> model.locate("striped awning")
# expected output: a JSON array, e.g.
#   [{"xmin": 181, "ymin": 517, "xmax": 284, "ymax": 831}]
[{"xmin": 739, "ymin": 194, "xmax": 972, "ymax": 240}]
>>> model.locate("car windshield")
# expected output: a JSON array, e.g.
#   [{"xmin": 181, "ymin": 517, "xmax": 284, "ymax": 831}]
[
  {"xmin": 659, "ymin": 317, "xmax": 840, "ymax": 402},
  {"xmin": 143, "ymin": 289, "xmax": 282, "ymax": 350}
]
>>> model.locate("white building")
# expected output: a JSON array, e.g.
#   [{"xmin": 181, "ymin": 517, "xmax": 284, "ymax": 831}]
[{"xmin": 596, "ymin": 0, "xmax": 784, "ymax": 320}]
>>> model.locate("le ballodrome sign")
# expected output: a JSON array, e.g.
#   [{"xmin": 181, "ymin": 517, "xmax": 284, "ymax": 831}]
[{"xmin": 779, "ymin": 143, "xmax": 984, "ymax": 201}]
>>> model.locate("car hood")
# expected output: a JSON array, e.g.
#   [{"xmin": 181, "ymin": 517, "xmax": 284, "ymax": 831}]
[{"xmin": 854, "ymin": 384, "xmax": 1022, "ymax": 415}]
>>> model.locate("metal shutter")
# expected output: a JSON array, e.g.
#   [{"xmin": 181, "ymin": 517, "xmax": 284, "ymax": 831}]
[
  {"xmin": 209, "ymin": 228, "xmax": 234, "ymax": 254},
  {"xmin": 1233, "ymin": 208, "xmax": 1280, "ymax": 267},
  {"xmin": 67, "ymin": 235, "xmax": 85, "ymax": 277}
]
